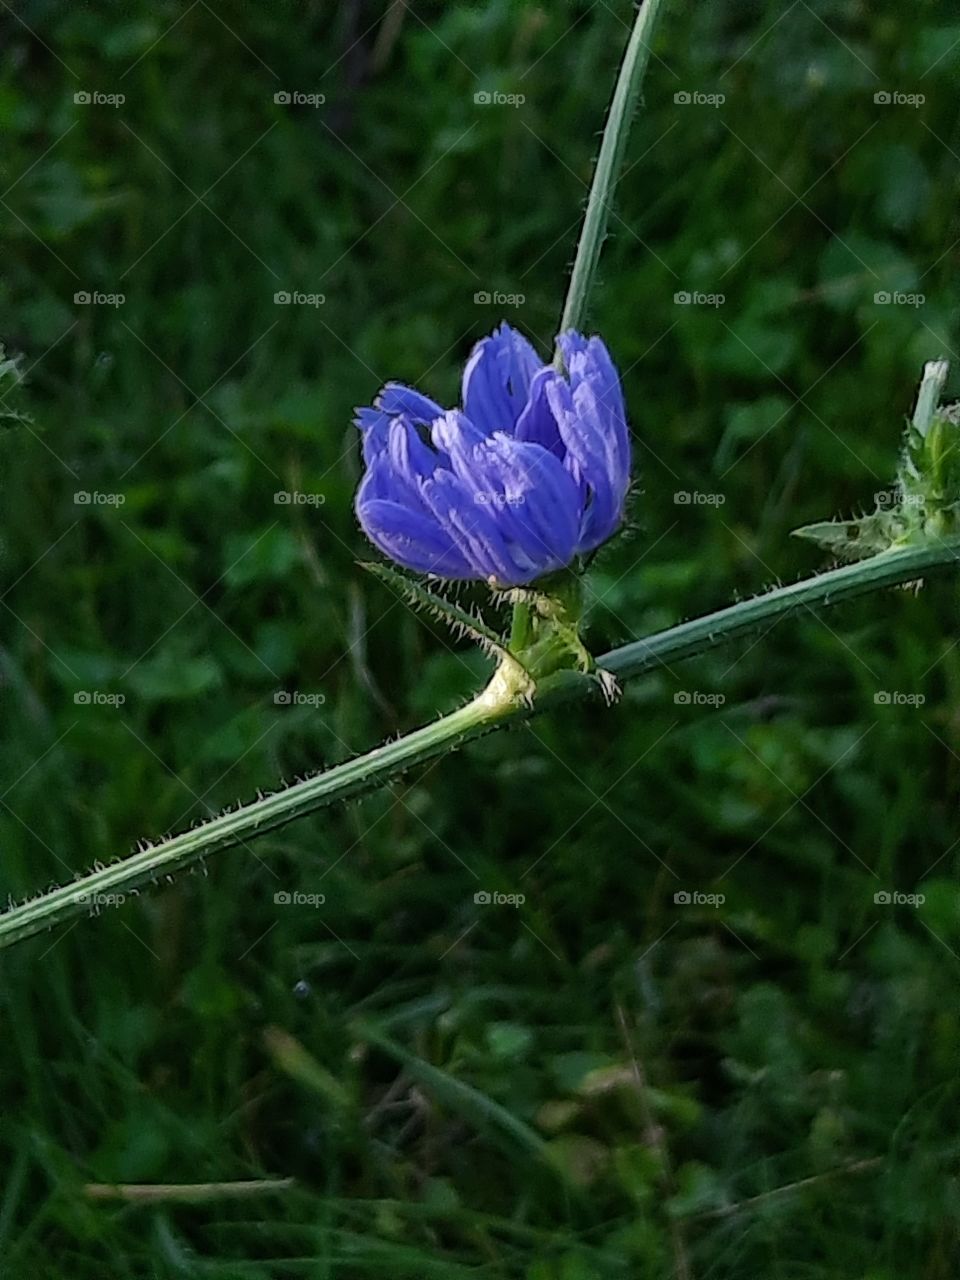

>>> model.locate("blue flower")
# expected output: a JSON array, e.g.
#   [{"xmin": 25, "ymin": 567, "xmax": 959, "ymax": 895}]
[{"xmin": 354, "ymin": 323, "xmax": 631, "ymax": 586}]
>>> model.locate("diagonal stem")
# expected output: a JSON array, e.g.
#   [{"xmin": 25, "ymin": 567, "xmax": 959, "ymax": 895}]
[
  {"xmin": 556, "ymin": 0, "xmax": 666, "ymax": 343},
  {"xmin": 2, "ymin": 538, "xmax": 958, "ymax": 951}
]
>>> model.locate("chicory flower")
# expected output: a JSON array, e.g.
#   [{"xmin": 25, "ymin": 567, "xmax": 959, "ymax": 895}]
[{"xmin": 354, "ymin": 323, "xmax": 630, "ymax": 586}]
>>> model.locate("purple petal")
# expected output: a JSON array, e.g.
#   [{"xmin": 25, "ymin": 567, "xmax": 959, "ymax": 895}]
[
  {"xmin": 354, "ymin": 382, "xmax": 446, "ymax": 467},
  {"xmin": 474, "ymin": 434, "xmax": 582, "ymax": 576},
  {"xmin": 353, "ymin": 328, "xmax": 631, "ymax": 582},
  {"xmin": 419, "ymin": 469, "xmax": 523, "ymax": 584},
  {"xmin": 461, "ymin": 322, "xmax": 543, "ymax": 436},
  {"xmin": 356, "ymin": 493, "xmax": 474, "ymax": 578},
  {"xmin": 354, "ymin": 406, "xmax": 392, "ymax": 465},
  {"xmin": 387, "ymin": 417, "xmax": 439, "ymax": 500},
  {"xmin": 432, "ymin": 411, "xmax": 582, "ymax": 581},
  {"xmin": 377, "ymin": 382, "xmax": 445, "ymax": 424},
  {"xmin": 513, "ymin": 366, "xmax": 566, "ymax": 457},
  {"xmin": 431, "ymin": 408, "xmax": 487, "ymax": 459},
  {"xmin": 551, "ymin": 332, "xmax": 631, "ymax": 551},
  {"xmin": 558, "ymin": 332, "xmax": 630, "ymax": 494}
]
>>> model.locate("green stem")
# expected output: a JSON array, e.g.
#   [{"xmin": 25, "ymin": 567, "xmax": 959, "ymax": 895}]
[
  {"xmin": 516, "ymin": 0, "xmax": 665, "ymax": 645},
  {"xmin": 509, "ymin": 599, "xmax": 532, "ymax": 650},
  {"xmin": 556, "ymin": 0, "xmax": 666, "ymax": 342},
  {"xmin": 600, "ymin": 541, "xmax": 955, "ymax": 678},
  {"xmin": 2, "ymin": 539, "xmax": 958, "ymax": 951}
]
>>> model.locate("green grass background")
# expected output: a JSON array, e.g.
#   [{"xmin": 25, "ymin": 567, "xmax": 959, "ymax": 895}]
[{"xmin": 2, "ymin": 0, "xmax": 960, "ymax": 1275}]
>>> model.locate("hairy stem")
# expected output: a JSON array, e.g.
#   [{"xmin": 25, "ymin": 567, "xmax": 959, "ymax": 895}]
[
  {"xmin": 2, "ymin": 539, "xmax": 958, "ymax": 951},
  {"xmin": 524, "ymin": 0, "xmax": 666, "ymax": 645},
  {"xmin": 556, "ymin": 0, "xmax": 666, "ymax": 342}
]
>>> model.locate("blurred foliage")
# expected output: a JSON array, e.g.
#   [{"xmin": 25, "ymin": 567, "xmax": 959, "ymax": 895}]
[{"xmin": 2, "ymin": 0, "xmax": 960, "ymax": 1275}]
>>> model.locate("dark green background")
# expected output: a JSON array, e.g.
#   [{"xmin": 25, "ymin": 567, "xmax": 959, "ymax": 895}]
[{"xmin": 1, "ymin": 1, "xmax": 959, "ymax": 1275}]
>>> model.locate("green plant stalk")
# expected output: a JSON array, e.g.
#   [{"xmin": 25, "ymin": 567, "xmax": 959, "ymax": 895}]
[
  {"xmin": 556, "ymin": 0, "xmax": 665, "ymax": 342},
  {"xmin": 523, "ymin": 0, "xmax": 665, "ymax": 642},
  {"xmin": 2, "ymin": 538, "xmax": 958, "ymax": 951}
]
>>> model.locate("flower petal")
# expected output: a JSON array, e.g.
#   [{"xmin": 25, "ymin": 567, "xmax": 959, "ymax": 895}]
[
  {"xmin": 377, "ymin": 382, "xmax": 445, "ymax": 424},
  {"xmin": 558, "ymin": 332, "xmax": 631, "ymax": 491},
  {"xmin": 356, "ymin": 491, "xmax": 474, "ymax": 578},
  {"xmin": 354, "ymin": 382, "xmax": 446, "ymax": 467},
  {"xmin": 474, "ymin": 433, "xmax": 582, "ymax": 576},
  {"xmin": 353, "ymin": 329, "xmax": 631, "ymax": 582},
  {"xmin": 431, "ymin": 407, "xmax": 487, "ymax": 458},
  {"xmin": 550, "ymin": 333, "xmax": 631, "ymax": 551},
  {"xmin": 513, "ymin": 366, "xmax": 566, "ymax": 457},
  {"xmin": 357, "ymin": 418, "xmax": 437, "ymax": 523},
  {"xmin": 432, "ymin": 412, "xmax": 582, "ymax": 580},
  {"xmin": 354, "ymin": 406, "xmax": 392, "ymax": 465},
  {"xmin": 387, "ymin": 416, "xmax": 439, "ymax": 499},
  {"xmin": 419, "ymin": 467, "xmax": 524, "ymax": 584},
  {"xmin": 461, "ymin": 322, "xmax": 543, "ymax": 435}
]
